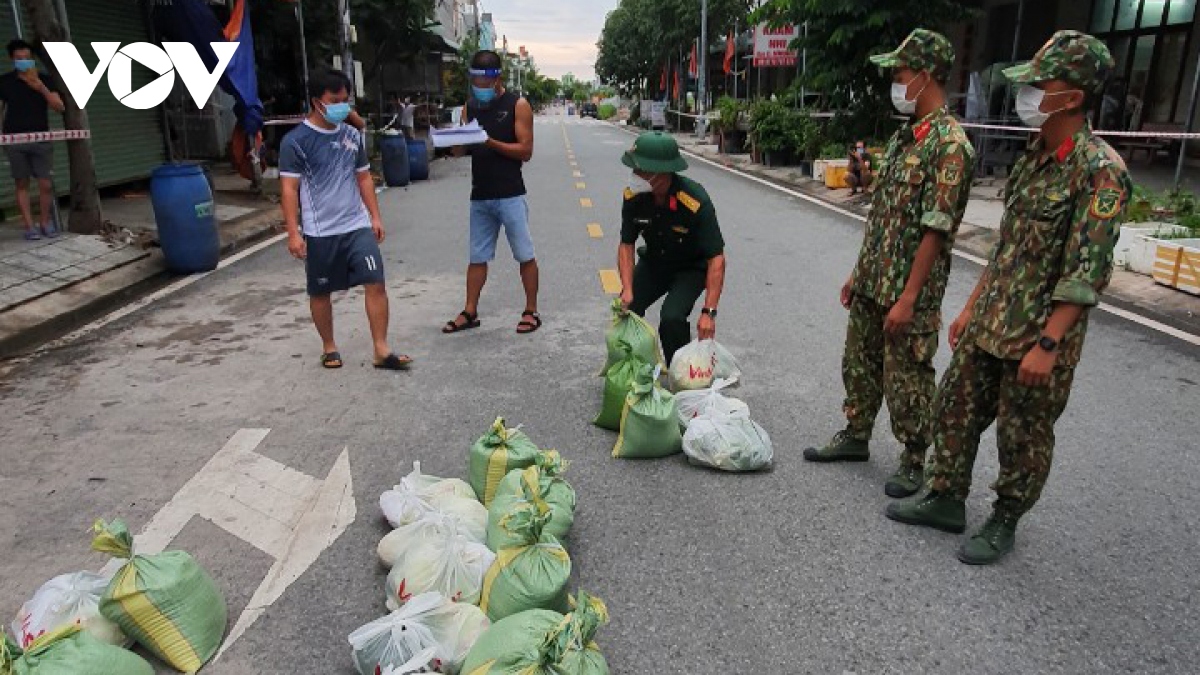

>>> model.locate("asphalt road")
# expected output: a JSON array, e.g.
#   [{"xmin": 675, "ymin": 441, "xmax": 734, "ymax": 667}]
[{"xmin": 2, "ymin": 107, "xmax": 1199, "ymax": 674}]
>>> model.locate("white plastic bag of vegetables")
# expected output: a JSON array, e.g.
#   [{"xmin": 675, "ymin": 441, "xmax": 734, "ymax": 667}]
[
  {"xmin": 667, "ymin": 339, "xmax": 741, "ymax": 391},
  {"xmin": 385, "ymin": 529, "xmax": 496, "ymax": 609},
  {"xmin": 379, "ymin": 461, "xmax": 480, "ymax": 529},
  {"xmin": 349, "ymin": 593, "xmax": 489, "ymax": 675},
  {"xmin": 378, "ymin": 513, "xmax": 469, "ymax": 568},
  {"xmin": 10, "ymin": 571, "xmax": 126, "ymax": 649},
  {"xmin": 674, "ymin": 377, "xmax": 749, "ymax": 430},
  {"xmin": 682, "ymin": 407, "xmax": 774, "ymax": 472}
]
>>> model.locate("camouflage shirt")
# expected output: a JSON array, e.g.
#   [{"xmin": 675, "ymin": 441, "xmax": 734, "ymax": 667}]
[
  {"xmin": 852, "ymin": 107, "xmax": 975, "ymax": 327},
  {"xmin": 967, "ymin": 123, "xmax": 1132, "ymax": 366}
]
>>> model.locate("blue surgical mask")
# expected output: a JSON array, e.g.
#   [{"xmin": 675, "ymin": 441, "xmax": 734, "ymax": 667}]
[
  {"xmin": 321, "ymin": 101, "xmax": 351, "ymax": 125},
  {"xmin": 472, "ymin": 86, "xmax": 496, "ymax": 104},
  {"xmin": 13, "ymin": 59, "xmax": 35, "ymax": 72}
]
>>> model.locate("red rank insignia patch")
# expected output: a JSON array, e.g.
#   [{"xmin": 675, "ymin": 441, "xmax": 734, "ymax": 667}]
[{"xmin": 914, "ymin": 121, "xmax": 931, "ymax": 142}]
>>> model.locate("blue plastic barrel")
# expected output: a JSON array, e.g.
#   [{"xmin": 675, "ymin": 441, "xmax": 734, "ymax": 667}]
[
  {"xmin": 407, "ymin": 138, "xmax": 430, "ymax": 181},
  {"xmin": 150, "ymin": 163, "xmax": 220, "ymax": 274},
  {"xmin": 380, "ymin": 133, "xmax": 410, "ymax": 187}
]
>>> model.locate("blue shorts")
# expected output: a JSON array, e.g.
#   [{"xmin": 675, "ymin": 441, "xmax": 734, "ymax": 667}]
[
  {"xmin": 304, "ymin": 227, "xmax": 385, "ymax": 296},
  {"xmin": 469, "ymin": 196, "xmax": 536, "ymax": 264}
]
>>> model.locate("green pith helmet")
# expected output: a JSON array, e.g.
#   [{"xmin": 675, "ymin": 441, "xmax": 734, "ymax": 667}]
[
  {"xmin": 869, "ymin": 28, "xmax": 955, "ymax": 80},
  {"xmin": 1003, "ymin": 30, "xmax": 1114, "ymax": 94},
  {"xmin": 621, "ymin": 131, "xmax": 688, "ymax": 174}
]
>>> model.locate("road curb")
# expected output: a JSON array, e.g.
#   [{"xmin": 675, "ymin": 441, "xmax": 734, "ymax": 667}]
[{"xmin": 0, "ymin": 207, "xmax": 283, "ymax": 361}]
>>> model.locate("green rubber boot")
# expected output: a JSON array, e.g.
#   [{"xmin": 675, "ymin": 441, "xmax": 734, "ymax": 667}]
[
  {"xmin": 957, "ymin": 511, "xmax": 1019, "ymax": 565},
  {"xmin": 884, "ymin": 463, "xmax": 924, "ymax": 499},
  {"xmin": 885, "ymin": 491, "xmax": 966, "ymax": 533},
  {"xmin": 803, "ymin": 430, "xmax": 869, "ymax": 463}
]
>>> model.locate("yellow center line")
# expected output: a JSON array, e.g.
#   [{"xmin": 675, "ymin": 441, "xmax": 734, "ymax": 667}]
[
  {"xmin": 576, "ymin": 182, "xmax": 586, "ymax": 190},
  {"xmin": 580, "ymin": 198, "xmax": 593, "ymax": 208},
  {"xmin": 599, "ymin": 269, "xmax": 622, "ymax": 295},
  {"xmin": 587, "ymin": 223, "xmax": 603, "ymax": 238},
  {"xmin": 572, "ymin": 170, "xmax": 583, "ymax": 178}
]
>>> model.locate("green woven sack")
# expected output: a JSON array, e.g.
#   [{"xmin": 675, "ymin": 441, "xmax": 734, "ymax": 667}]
[
  {"xmin": 601, "ymin": 299, "xmax": 662, "ymax": 374},
  {"xmin": 461, "ymin": 591, "xmax": 611, "ymax": 675},
  {"xmin": 613, "ymin": 364, "xmax": 682, "ymax": 459},
  {"xmin": 92, "ymin": 519, "xmax": 227, "ymax": 674},
  {"xmin": 478, "ymin": 505, "xmax": 570, "ymax": 622},
  {"xmin": 469, "ymin": 418, "xmax": 542, "ymax": 507},
  {"xmin": 5, "ymin": 626, "xmax": 153, "ymax": 675},
  {"xmin": 487, "ymin": 451, "xmax": 577, "ymax": 551},
  {"xmin": 594, "ymin": 342, "xmax": 645, "ymax": 431}
]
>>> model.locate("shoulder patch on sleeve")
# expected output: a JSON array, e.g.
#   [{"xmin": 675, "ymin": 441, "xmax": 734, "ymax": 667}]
[
  {"xmin": 1089, "ymin": 179, "xmax": 1126, "ymax": 220},
  {"xmin": 624, "ymin": 188, "xmax": 636, "ymax": 201},
  {"xmin": 937, "ymin": 153, "xmax": 965, "ymax": 186},
  {"xmin": 677, "ymin": 190, "xmax": 702, "ymax": 213}
]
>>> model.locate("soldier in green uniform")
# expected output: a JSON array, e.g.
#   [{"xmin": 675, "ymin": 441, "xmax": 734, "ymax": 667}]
[
  {"xmin": 804, "ymin": 29, "xmax": 975, "ymax": 500},
  {"xmin": 887, "ymin": 31, "xmax": 1131, "ymax": 565},
  {"xmin": 618, "ymin": 132, "xmax": 726, "ymax": 365}
]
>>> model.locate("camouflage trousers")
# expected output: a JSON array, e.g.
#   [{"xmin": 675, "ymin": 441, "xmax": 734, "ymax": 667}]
[
  {"xmin": 842, "ymin": 295, "xmax": 938, "ymax": 467},
  {"xmin": 927, "ymin": 340, "xmax": 1075, "ymax": 517}
]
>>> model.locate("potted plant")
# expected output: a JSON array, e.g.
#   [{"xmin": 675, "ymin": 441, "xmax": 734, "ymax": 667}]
[
  {"xmin": 750, "ymin": 99, "xmax": 792, "ymax": 167},
  {"xmin": 786, "ymin": 110, "xmax": 821, "ymax": 176},
  {"xmin": 714, "ymin": 96, "xmax": 748, "ymax": 154}
]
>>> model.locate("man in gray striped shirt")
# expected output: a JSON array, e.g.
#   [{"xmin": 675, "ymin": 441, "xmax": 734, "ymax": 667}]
[{"xmin": 279, "ymin": 70, "xmax": 411, "ymax": 370}]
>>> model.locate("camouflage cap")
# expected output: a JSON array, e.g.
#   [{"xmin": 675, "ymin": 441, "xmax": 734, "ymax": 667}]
[
  {"xmin": 869, "ymin": 29, "xmax": 955, "ymax": 80},
  {"xmin": 1003, "ymin": 30, "xmax": 1114, "ymax": 94}
]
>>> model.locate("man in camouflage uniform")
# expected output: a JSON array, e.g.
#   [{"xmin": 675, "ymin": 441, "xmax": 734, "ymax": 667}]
[
  {"xmin": 804, "ymin": 29, "xmax": 975, "ymax": 500},
  {"xmin": 887, "ymin": 31, "xmax": 1132, "ymax": 565}
]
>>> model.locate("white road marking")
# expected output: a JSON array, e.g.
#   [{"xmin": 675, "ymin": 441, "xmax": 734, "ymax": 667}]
[
  {"xmin": 615, "ymin": 126, "xmax": 1200, "ymax": 347},
  {"xmin": 100, "ymin": 428, "xmax": 355, "ymax": 660}
]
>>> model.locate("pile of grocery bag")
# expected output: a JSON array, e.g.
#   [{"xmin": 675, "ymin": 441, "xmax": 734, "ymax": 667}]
[
  {"xmin": 5, "ymin": 519, "xmax": 228, "ymax": 674},
  {"xmin": 353, "ymin": 417, "xmax": 611, "ymax": 674},
  {"xmin": 596, "ymin": 300, "xmax": 774, "ymax": 471}
]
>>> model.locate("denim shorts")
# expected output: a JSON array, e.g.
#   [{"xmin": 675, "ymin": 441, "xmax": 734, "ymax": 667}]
[{"xmin": 469, "ymin": 196, "xmax": 535, "ymax": 264}]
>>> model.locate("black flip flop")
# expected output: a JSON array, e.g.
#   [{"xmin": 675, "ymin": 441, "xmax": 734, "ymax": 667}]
[
  {"xmin": 443, "ymin": 311, "xmax": 481, "ymax": 334},
  {"xmin": 374, "ymin": 354, "xmax": 413, "ymax": 370},
  {"xmin": 320, "ymin": 352, "xmax": 343, "ymax": 369},
  {"xmin": 516, "ymin": 311, "xmax": 542, "ymax": 335}
]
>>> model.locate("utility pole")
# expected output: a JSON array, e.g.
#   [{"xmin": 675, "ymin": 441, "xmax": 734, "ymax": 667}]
[
  {"xmin": 20, "ymin": 0, "xmax": 102, "ymax": 234},
  {"xmin": 698, "ymin": 0, "xmax": 708, "ymax": 116},
  {"xmin": 336, "ymin": 0, "xmax": 354, "ymax": 90},
  {"xmin": 296, "ymin": 0, "xmax": 310, "ymax": 109}
]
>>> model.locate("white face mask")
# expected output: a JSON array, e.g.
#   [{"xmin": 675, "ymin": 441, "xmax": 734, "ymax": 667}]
[
  {"xmin": 1015, "ymin": 85, "xmax": 1076, "ymax": 128},
  {"xmin": 890, "ymin": 73, "xmax": 926, "ymax": 115},
  {"xmin": 628, "ymin": 173, "xmax": 654, "ymax": 195}
]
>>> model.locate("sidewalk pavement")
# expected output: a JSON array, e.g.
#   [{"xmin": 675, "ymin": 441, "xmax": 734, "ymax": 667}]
[
  {"xmin": 0, "ymin": 168, "xmax": 284, "ymax": 359},
  {"xmin": 659, "ymin": 129, "xmax": 1200, "ymax": 336}
]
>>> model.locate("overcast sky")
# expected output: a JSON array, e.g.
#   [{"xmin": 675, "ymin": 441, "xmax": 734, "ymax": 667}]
[{"xmin": 482, "ymin": 0, "xmax": 619, "ymax": 81}]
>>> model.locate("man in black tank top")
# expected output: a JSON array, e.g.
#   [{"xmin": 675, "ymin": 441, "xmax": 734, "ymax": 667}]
[{"xmin": 443, "ymin": 50, "xmax": 541, "ymax": 336}]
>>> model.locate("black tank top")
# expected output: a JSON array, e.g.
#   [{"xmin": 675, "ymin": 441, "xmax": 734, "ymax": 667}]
[{"xmin": 467, "ymin": 91, "xmax": 526, "ymax": 201}]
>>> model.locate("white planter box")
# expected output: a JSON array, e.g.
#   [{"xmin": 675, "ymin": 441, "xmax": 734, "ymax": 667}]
[
  {"xmin": 813, "ymin": 158, "xmax": 849, "ymax": 183},
  {"xmin": 1114, "ymin": 224, "xmax": 1189, "ymax": 274}
]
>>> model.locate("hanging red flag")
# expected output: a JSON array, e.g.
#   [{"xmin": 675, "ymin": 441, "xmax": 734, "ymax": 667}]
[
  {"xmin": 688, "ymin": 42, "xmax": 698, "ymax": 78},
  {"xmin": 673, "ymin": 68, "xmax": 681, "ymax": 101},
  {"xmin": 660, "ymin": 63, "xmax": 668, "ymax": 92},
  {"xmin": 724, "ymin": 31, "xmax": 735, "ymax": 75}
]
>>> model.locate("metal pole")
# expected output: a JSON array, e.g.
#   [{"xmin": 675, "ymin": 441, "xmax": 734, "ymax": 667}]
[
  {"xmin": 1175, "ymin": 55, "xmax": 1200, "ymax": 191},
  {"xmin": 1001, "ymin": 0, "xmax": 1025, "ymax": 120},
  {"xmin": 801, "ymin": 21, "xmax": 807, "ymax": 106},
  {"xmin": 337, "ymin": 0, "xmax": 354, "ymax": 87},
  {"xmin": 297, "ymin": 0, "xmax": 311, "ymax": 112},
  {"xmin": 10, "ymin": 0, "xmax": 22, "ymax": 37},
  {"xmin": 699, "ymin": 0, "xmax": 708, "ymax": 116}
]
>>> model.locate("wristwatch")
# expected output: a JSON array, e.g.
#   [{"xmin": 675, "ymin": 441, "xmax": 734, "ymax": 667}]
[
  {"xmin": 701, "ymin": 307, "xmax": 718, "ymax": 319},
  {"xmin": 1037, "ymin": 335, "xmax": 1059, "ymax": 352}
]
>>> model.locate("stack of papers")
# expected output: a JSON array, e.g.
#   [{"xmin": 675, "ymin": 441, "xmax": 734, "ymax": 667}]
[{"xmin": 430, "ymin": 121, "xmax": 489, "ymax": 148}]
